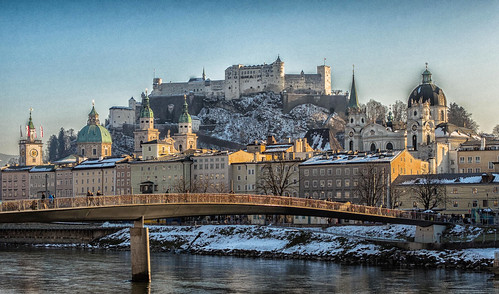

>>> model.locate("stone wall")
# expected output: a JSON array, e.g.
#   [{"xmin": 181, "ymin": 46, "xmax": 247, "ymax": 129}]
[{"xmin": 282, "ymin": 93, "xmax": 348, "ymax": 114}]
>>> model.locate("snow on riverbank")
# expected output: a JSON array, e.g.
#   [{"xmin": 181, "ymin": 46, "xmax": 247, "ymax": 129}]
[{"xmin": 94, "ymin": 224, "xmax": 496, "ymax": 270}]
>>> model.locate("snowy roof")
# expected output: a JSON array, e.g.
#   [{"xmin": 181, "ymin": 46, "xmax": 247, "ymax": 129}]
[
  {"xmin": 300, "ymin": 151, "xmax": 401, "ymax": 166},
  {"xmin": 2, "ymin": 166, "xmax": 32, "ymax": 172},
  {"xmin": 73, "ymin": 157, "xmax": 125, "ymax": 170},
  {"xmin": 30, "ymin": 165, "xmax": 55, "ymax": 172},
  {"xmin": 263, "ymin": 147, "xmax": 291, "ymax": 153},
  {"xmin": 303, "ymin": 128, "xmax": 341, "ymax": 151},
  {"xmin": 110, "ymin": 106, "xmax": 133, "ymax": 110},
  {"xmin": 395, "ymin": 173, "xmax": 499, "ymax": 186}
]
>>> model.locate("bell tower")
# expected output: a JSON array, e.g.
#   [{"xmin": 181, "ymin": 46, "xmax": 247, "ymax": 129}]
[
  {"xmin": 134, "ymin": 89, "xmax": 160, "ymax": 156},
  {"xmin": 19, "ymin": 109, "xmax": 43, "ymax": 166}
]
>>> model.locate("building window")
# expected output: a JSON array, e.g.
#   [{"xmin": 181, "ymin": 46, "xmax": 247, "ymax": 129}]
[
  {"xmin": 353, "ymin": 168, "xmax": 358, "ymax": 175},
  {"xmin": 453, "ymin": 201, "xmax": 458, "ymax": 207},
  {"xmin": 489, "ymin": 162, "xmax": 494, "ymax": 169},
  {"xmin": 312, "ymin": 169, "xmax": 318, "ymax": 176},
  {"xmin": 320, "ymin": 169, "xmax": 325, "ymax": 176},
  {"xmin": 336, "ymin": 169, "xmax": 341, "ymax": 176},
  {"xmin": 336, "ymin": 180, "xmax": 342, "ymax": 187},
  {"xmin": 468, "ymin": 157, "xmax": 473, "ymax": 163},
  {"xmin": 335, "ymin": 191, "xmax": 341, "ymax": 198},
  {"xmin": 472, "ymin": 200, "xmax": 478, "ymax": 207},
  {"xmin": 312, "ymin": 180, "xmax": 318, "ymax": 188},
  {"xmin": 459, "ymin": 157, "xmax": 464, "ymax": 163},
  {"xmin": 345, "ymin": 179, "xmax": 350, "ymax": 187},
  {"xmin": 304, "ymin": 170, "xmax": 309, "ymax": 176},
  {"xmin": 475, "ymin": 157, "xmax": 480, "ymax": 163},
  {"xmin": 327, "ymin": 169, "xmax": 332, "ymax": 176},
  {"xmin": 304, "ymin": 181, "xmax": 309, "ymax": 188},
  {"xmin": 320, "ymin": 180, "xmax": 325, "ymax": 187},
  {"xmin": 327, "ymin": 180, "xmax": 332, "ymax": 187}
]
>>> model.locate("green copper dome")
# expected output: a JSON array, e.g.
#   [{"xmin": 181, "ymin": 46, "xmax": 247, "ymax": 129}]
[
  {"xmin": 140, "ymin": 94, "xmax": 154, "ymax": 118},
  {"xmin": 178, "ymin": 97, "xmax": 192, "ymax": 123},
  {"xmin": 77, "ymin": 103, "xmax": 112, "ymax": 144},
  {"xmin": 77, "ymin": 125, "xmax": 112, "ymax": 143}
]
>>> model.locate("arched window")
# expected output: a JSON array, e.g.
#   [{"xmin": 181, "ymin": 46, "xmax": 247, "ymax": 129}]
[
  {"xmin": 426, "ymin": 134, "xmax": 431, "ymax": 145},
  {"xmin": 350, "ymin": 118, "xmax": 354, "ymax": 123},
  {"xmin": 440, "ymin": 110, "xmax": 444, "ymax": 120},
  {"xmin": 414, "ymin": 111, "xmax": 417, "ymax": 117},
  {"xmin": 386, "ymin": 142, "xmax": 393, "ymax": 150},
  {"xmin": 412, "ymin": 135, "xmax": 417, "ymax": 151},
  {"xmin": 349, "ymin": 140, "xmax": 353, "ymax": 151},
  {"xmin": 179, "ymin": 144, "xmax": 183, "ymax": 152},
  {"xmin": 370, "ymin": 143, "xmax": 376, "ymax": 152}
]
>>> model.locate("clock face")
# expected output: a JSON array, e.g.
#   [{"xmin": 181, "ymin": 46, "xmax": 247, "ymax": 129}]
[
  {"xmin": 30, "ymin": 149, "xmax": 38, "ymax": 157},
  {"xmin": 412, "ymin": 125, "xmax": 417, "ymax": 131},
  {"xmin": 349, "ymin": 131, "xmax": 354, "ymax": 137},
  {"xmin": 21, "ymin": 149, "xmax": 26, "ymax": 156}
]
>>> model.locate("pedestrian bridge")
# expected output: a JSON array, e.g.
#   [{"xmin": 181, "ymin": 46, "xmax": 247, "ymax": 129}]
[
  {"xmin": 0, "ymin": 193, "xmax": 447, "ymax": 227},
  {"xmin": 0, "ymin": 193, "xmax": 450, "ymax": 282}
]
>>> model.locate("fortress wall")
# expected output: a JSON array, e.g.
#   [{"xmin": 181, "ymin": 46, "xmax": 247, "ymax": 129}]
[{"xmin": 283, "ymin": 93, "xmax": 348, "ymax": 114}]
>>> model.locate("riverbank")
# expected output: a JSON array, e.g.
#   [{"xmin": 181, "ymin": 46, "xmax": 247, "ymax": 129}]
[{"xmin": 85, "ymin": 223, "xmax": 496, "ymax": 271}]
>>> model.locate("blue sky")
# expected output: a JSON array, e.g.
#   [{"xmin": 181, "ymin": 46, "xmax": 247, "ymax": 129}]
[{"xmin": 0, "ymin": 0, "xmax": 498, "ymax": 155}]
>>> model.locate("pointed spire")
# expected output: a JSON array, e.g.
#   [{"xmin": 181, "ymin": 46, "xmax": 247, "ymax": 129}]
[
  {"xmin": 202, "ymin": 67, "xmax": 206, "ymax": 80},
  {"xmin": 276, "ymin": 54, "xmax": 282, "ymax": 63},
  {"xmin": 347, "ymin": 65, "xmax": 360, "ymax": 109}
]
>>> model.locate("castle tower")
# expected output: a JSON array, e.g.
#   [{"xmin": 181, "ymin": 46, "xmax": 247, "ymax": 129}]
[
  {"xmin": 344, "ymin": 67, "xmax": 367, "ymax": 152},
  {"xmin": 316, "ymin": 65, "xmax": 331, "ymax": 95},
  {"xmin": 76, "ymin": 102, "xmax": 113, "ymax": 159},
  {"xmin": 134, "ymin": 90, "xmax": 160, "ymax": 155},
  {"xmin": 272, "ymin": 55, "xmax": 285, "ymax": 91},
  {"xmin": 19, "ymin": 109, "xmax": 43, "ymax": 166},
  {"xmin": 173, "ymin": 95, "xmax": 198, "ymax": 152}
]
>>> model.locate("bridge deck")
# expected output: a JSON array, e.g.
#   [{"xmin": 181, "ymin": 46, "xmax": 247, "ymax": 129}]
[{"xmin": 0, "ymin": 193, "xmax": 448, "ymax": 227}]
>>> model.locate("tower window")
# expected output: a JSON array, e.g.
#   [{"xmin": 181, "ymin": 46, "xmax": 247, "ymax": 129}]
[
  {"xmin": 386, "ymin": 142, "xmax": 393, "ymax": 150},
  {"xmin": 414, "ymin": 111, "xmax": 417, "ymax": 116}
]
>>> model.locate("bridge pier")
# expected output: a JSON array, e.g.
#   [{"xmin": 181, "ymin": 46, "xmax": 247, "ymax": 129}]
[{"xmin": 130, "ymin": 216, "xmax": 151, "ymax": 282}]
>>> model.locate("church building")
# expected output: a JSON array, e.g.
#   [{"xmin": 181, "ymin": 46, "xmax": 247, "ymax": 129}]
[{"xmin": 344, "ymin": 64, "xmax": 477, "ymax": 174}]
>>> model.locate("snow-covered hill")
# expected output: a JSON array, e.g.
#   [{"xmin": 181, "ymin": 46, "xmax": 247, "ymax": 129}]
[{"xmin": 198, "ymin": 92, "xmax": 345, "ymax": 145}]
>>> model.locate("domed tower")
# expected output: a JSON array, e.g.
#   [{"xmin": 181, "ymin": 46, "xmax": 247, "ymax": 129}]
[
  {"xmin": 344, "ymin": 67, "xmax": 367, "ymax": 151},
  {"xmin": 173, "ymin": 95, "xmax": 197, "ymax": 152},
  {"xmin": 77, "ymin": 102, "xmax": 112, "ymax": 159},
  {"xmin": 407, "ymin": 63, "xmax": 447, "ymax": 125},
  {"xmin": 19, "ymin": 109, "xmax": 43, "ymax": 166},
  {"xmin": 134, "ymin": 90, "xmax": 160, "ymax": 156}
]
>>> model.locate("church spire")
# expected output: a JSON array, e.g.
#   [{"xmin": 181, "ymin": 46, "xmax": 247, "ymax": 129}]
[
  {"xmin": 27, "ymin": 108, "xmax": 36, "ymax": 140},
  {"xmin": 347, "ymin": 65, "xmax": 360, "ymax": 109},
  {"xmin": 202, "ymin": 67, "xmax": 206, "ymax": 80},
  {"xmin": 179, "ymin": 95, "xmax": 192, "ymax": 124},
  {"xmin": 140, "ymin": 89, "xmax": 154, "ymax": 119}
]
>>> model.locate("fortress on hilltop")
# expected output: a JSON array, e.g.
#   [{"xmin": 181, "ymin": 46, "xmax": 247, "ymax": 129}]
[{"xmin": 150, "ymin": 56, "xmax": 335, "ymax": 100}]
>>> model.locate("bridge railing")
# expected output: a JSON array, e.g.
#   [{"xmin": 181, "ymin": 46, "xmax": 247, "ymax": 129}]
[{"xmin": 0, "ymin": 193, "xmax": 446, "ymax": 223}]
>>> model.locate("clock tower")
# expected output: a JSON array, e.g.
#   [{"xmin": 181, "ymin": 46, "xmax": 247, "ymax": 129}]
[{"xmin": 19, "ymin": 109, "xmax": 43, "ymax": 166}]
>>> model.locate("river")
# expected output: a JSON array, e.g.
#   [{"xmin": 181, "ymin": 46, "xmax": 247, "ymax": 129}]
[{"xmin": 0, "ymin": 247, "xmax": 497, "ymax": 293}]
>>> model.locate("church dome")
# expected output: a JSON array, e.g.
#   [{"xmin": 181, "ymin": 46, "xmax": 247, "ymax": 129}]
[
  {"xmin": 407, "ymin": 65, "xmax": 446, "ymax": 108},
  {"xmin": 76, "ymin": 104, "xmax": 112, "ymax": 144},
  {"xmin": 77, "ymin": 124, "xmax": 112, "ymax": 144}
]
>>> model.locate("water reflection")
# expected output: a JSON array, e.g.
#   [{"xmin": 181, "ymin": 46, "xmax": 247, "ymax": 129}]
[{"xmin": 0, "ymin": 248, "xmax": 496, "ymax": 293}]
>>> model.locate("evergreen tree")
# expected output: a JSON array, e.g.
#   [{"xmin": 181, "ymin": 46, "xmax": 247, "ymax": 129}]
[
  {"xmin": 47, "ymin": 135, "xmax": 58, "ymax": 162},
  {"xmin": 447, "ymin": 102, "xmax": 478, "ymax": 132},
  {"xmin": 57, "ymin": 127, "xmax": 66, "ymax": 159}
]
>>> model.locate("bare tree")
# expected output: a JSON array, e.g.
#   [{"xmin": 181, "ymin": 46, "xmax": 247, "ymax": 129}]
[
  {"xmin": 172, "ymin": 177, "xmax": 190, "ymax": 193},
  {"xmin": 493, "ymin": 124, "xmax": 499, "ymax": 138},
  {"xmin": 391, "ymin": 100, "xmax": 407, "ymax": 124},
  {"xmin": 257, "ymin": 160, "xmax": 299, "ymax": 196},
  {"xmin": 365, "ymin": 99, "xmax": 387, "ymax": 123},
  {"xmin": 410, "ymin": 173, "xmax": 446, "ymax": 210},
  {"xmin": 353, "ymin": 164, "xmax": 388, "ymax": 206}
]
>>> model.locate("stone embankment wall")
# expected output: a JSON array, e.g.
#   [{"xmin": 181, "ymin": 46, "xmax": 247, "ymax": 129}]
[{"xmin": 0, "ymin": 224, "xmax": 120, "ymax": 244}]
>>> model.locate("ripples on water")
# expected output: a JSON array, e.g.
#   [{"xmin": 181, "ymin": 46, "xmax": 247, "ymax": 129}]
[{"xmin": 0, "ymin": 248, "xmax": 497, "ymax": 293}]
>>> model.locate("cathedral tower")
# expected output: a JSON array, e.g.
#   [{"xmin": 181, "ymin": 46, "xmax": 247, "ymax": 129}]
[
  {"xmin": 173, "ymin": 95, "xmax": 198, "ymax": 152},
  {"xmin": 134, "ymin": 90, "xmax": 160, "ymax": 156},
  {"xmin": 19, "ymin": 109, "xmax": 43, "ymax": 166}
]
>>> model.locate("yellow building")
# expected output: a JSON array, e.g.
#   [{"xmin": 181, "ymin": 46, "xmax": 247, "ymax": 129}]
[
  {"xmin": 457, "ymin": 138, "xmax": 499, "ymax": 174},
  {"xmin": 394, "ymin": 173, "xmax": 499, "ymax": 216},
  {"xmin": 72, "ymin": 158, "xmax": 127, "ymax": 196}
]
